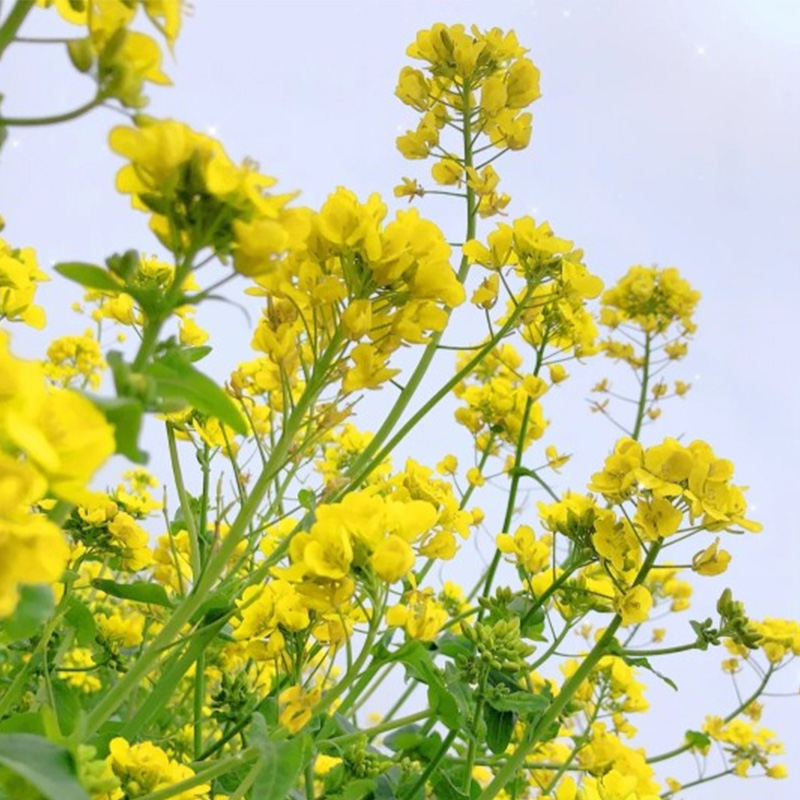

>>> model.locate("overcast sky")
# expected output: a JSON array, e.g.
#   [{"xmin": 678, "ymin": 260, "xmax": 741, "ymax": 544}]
[{"xmin": 1, "ymin": 1, "xmax": 799, "ymax": 796}]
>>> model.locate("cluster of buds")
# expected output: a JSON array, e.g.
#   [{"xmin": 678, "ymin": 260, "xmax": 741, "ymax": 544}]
[
  {"xmin": 717, "ymin": 589, "xmax": 763, "ymax": 650},
  {"xmin": 462, "ymin": 617, "xmax": 535, "ymax": 673}
]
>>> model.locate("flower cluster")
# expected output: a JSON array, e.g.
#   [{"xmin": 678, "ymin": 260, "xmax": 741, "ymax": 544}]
[
  {"xmin": 0, "ymin": 233, "xmax": 48, "ymax": 328},
  {"xmin": 37, "ymin": 0, "xmax": 182, "ymax": 109},
  {"xmin": 0, "ymin": 333, "xmax": 114, "ymax": 617}
]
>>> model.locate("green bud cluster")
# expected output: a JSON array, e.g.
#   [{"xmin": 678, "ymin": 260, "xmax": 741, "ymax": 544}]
[
  {"xmin": 717, "ymin": 589, "xmax": 763, "ymax": 650},
  {"xmin": 462, "ymin": 617, "xmax": 534, "ymax": 672}
]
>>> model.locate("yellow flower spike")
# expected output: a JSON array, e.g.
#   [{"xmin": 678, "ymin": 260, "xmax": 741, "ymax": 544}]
[{"xmin": 549, "ymin": 364, "xmax": 568, "ymax": 384}]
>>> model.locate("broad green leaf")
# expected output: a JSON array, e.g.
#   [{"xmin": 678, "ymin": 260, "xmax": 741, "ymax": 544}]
[
  {"xmin": 336, "ymin": 778, "xmax": 378, "ymax": 800},
  {"xmin": 51, "ymin": 681, "xmax": 81, "ymax": 736},
  {"xmin": 485, "ymin": 705, "xmax": 515, "ymax": 755},
  {"xmin": 383, "ymin": 726, "xmax": 423, "ymax": 753},
  {"xmin": 685, "ymin": 729, "xmax": 712, "ymax": 749},
  {"xmin": 0, "ymin": 715, "xmax": 45, "ymax": 735},
  {"xmin": 91, "ymin": 579, "xmax": 173, "ymax": 608},
  {"xmin": 92, "ymin": 396, "xmax": 147, "ymax": 463},
  {"xmin": 64, "ymin": 598, "xmax": 97, "ymax": 647},
  {"xmin": 0, "ymin": 734, "xmax": 89, "ymax": 800},
  {"xmin": 1, "ymin": 585, "xmax": 54, "ymax": 641},
  {"xmin": 250, "ymin": 714, "xmax": 311, "ymax": 800},
  {"xmin": 54, "ymin": 262, "xmax": 122, "ymax": 293},
  {"xmin": 147, "ymin": 351, "xmax": 247, "ymax": 435},
  {"xmin": 183, "ymin": 345, "xmax": 212, "ymax": 362},
  {"xmin": 485, "ymin": 691, "xmax": 549, "ymax": 715}
]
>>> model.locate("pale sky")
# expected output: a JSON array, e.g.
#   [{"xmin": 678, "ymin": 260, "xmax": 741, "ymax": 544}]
[{"xmin": 1, "ymin": 1, "xmax": 799, "ymax": 796}]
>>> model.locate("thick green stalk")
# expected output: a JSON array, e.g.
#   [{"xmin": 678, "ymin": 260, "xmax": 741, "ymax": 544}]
[
  {"xmin": 400, "ymin": 729, "xmax": 458, "ymax": 800},
  {"xmin": 84, "ymin": 334, "xmax": 343, "ymax": 736},
  {"xmin": 477, "ymin": 541, "xmax": 663, "ymax": 800},
  {"xmin": 137, "ymin": 748, "xmax": 259, "ymax": 800},
  {"xmin": 0, "ymin": 0, "xmax": 33, "ymax": 58}
]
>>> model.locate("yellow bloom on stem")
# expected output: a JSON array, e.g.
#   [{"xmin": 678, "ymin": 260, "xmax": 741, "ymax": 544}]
[
  {"xmin": 371, "ymin": 534, "xmax": 416, "ymax": 582},
  {"xmin": 614, "ymin": 585, "xmax": 653, "ymax": 626}
]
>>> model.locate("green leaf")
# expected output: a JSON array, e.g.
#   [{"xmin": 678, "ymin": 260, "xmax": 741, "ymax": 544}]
[
  {"xmin": 54, "ymin": 262, "xmax": 122, "ymax": 293},
  {"xmin": 250, "ymin": 714, "xmax": 311, "ymax": 800},
  {"xmin": 0, "ymin": 715, "xmax": 45, "ymax": 735},
  {"xmin": 0, "ymin": 734, "xmax": 90, "ymax": 800},
  {"xmin": 298, "ymin": 488, "xmax": 316, "ymax": 510},
  {"xmin": 685, "ymin": 729, "xmax": 712, "ymax": 750},
  {"xmin": 486, "ymin": 691, "xmax": 549, "ymax": 715},
  {"xmin": 1, "ymin": 585, "xmax": 54, "ymax": 641},
  {"xmin": 91, "ymin": 579, "xmax": 173, "ymax": 608},
  {"xmin": 64, "ymin": 598, "xmax": 97, "ymax": 647},
  {"xmin": 431, "ymin": 770, "xmax": 472, "ymax": 800},
  {"xmin": 51, "ymin": 681, "xmax": 81, "ymax": 736},
  {"xmin": 147, "ymin": 350, "xmax": 247, "ymax": 435},
  {"xmin": 383, "ymin": 726, "xmax": 423, "ymax": 754},
  {"xmin": 336, "ymin": 778, "xmax": 378, "ymax": 800},
  {"xmin": 182, "ymin": 346, "xmax": 213, "ymax": 362},
  {"xmin": 607, "ymin": 642, "xmax": 679, "ymax": 691},
  {"xmin": 92, "ymin": 396, "xmax": 148, "ymax": 463},
  {"xmin": 391, "ymin": 643, "xmax": 462, "ymax": 730},
  {"xmin": 485, "ymin": 705, "xmax": 515, "ymax": 755}
]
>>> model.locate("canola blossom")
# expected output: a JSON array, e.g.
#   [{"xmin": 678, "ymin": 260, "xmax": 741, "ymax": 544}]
[{"xmin": 0, "ymin": 10, "xmax": 796, "ymax": 800}]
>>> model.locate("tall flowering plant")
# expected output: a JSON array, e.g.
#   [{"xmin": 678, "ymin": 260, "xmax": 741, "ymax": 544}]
[{"xmin": 0, "ymin": 7, "xmax": 796, "ymax": 800}]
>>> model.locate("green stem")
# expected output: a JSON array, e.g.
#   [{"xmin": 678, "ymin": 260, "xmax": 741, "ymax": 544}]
[
  {"xmin": 400, "ymin": 729, "xmax": 458, "ymax": 800},
  {"xmin": 477, "ymin": 396, "xmax": 534, "ymax": 607},
  {"xmin": 0, "ymin": 94, "xmax": 103, "ymax": 127},
  {"xmin": 84, "ymin": 334, "xmax": 344, "ymax": 737},
  {"xmin": 339, "ymin": 78, "xmax": 478, "ymax": 490},
  {"xmin": 166, "ymin": 423, "xmax": 201, "ymax": 579},
  {"xmin": 330, "ymin": 710, "xmax": 431, "ymax": 747},
  {"xmin": 477, "ymin": 542, "xmax": 663, "ymax": 800},
  {"xmin": 464, "ymin": 667, "xmax": 489, "ymax": 791},
  {"xmin": 647, "ymin": 665, "xmax": 774, "ymax": 764},
  {"xmin": 137, "ymin": 748, "xmax": 259, "ymax": 800},
  {"xmin": 340, "ymin": 286, "xmax": 534, "ymax": 494},
  {"xmin": 661, "ymin": 769, "xmax": 734, "ymax": 798},
  {"xmin": 0, "ymin": 0, "xmax": 33, "ymax": 59},
  {"xmin": 193, "ymin": 652, "xmax": 205, "ymax": 759},
  {"xmin": 631, "ymin": 333, "xmax": 651, "ymax": 440},
  {"xmin": 623, "ymin": 641, "xmax": 699, "ymax": 658}
]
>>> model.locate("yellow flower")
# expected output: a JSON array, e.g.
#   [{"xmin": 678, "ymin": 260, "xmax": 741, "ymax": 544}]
[
  {"xmin": 615, "ymin": 585, "xmax": 653, "ymax": 626},
  {"xmin": 692, "ymin": 537, "xmax": 731, "ymax": 576},
  {"xmin": 371, "ymin": 534, "xmax": 416, "ymax": 582},
  {"xmin": 431, "ymin": 158, "xmax": 464, "ymax": 186},
  {"xmin": 106, "ymin": 737, "xmax": 209, "ymax": 799},
  {"xmin": 279, "ymin": 685, "xmax": 321, "ymax": 733},
  {"xmin": 343, "ymin": 344, "xmax": 400, "ymax": 392},
  {"xmin": 0, "ymin": 237, "xmax": 49, "ymax": 329}
]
